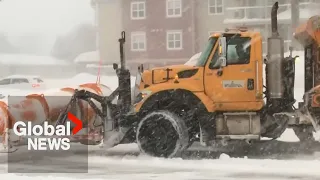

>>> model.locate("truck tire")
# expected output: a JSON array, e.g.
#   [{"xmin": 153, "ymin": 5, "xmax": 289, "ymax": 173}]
[{"xmin": 136, "ymin": 110, "xmax": 189, "ymax": 158}]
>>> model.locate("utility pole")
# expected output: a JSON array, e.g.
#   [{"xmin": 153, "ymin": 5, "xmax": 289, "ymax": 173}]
[{"xmin": 291, "ymin": 0, "xmax": 299, "ymax": 50}]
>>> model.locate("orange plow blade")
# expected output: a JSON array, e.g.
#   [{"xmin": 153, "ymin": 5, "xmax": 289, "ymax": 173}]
[{"xmin": 0, "ymin": 83, "xmax": 113, "ymax": 151}]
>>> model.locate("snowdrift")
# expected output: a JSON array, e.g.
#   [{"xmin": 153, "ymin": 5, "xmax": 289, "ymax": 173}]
[{"xmin": 44, "ymin": 72, "xmax": 136, "ymax": 91}]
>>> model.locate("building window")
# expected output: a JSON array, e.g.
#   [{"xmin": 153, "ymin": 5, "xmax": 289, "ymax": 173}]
[
  {"xmin": 131, "ymin": 1, "xmax": 146, "ymax": 20},
  {"xmin": 167, "ymin": 30, "xmax": 182, "ymax": 50},
  {"xmin": 131, "ymin": 32, "xmax": 146, "ymax": 51},
  {"xmin": 166, "ymin": 0, "xmax": 182, "ymax": 18},
  {"xmin": 208, "ymin": 0, "xmax": 223, "ymax": 15}
]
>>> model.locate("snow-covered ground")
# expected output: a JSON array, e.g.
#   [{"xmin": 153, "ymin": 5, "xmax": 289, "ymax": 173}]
[
  {"xmin": 1, "ymin": 142, "xmax": 320, "ymax": 180},
  {"xmin": 0, "ymin": 52, "xmax": 319, "ymax": 180}
]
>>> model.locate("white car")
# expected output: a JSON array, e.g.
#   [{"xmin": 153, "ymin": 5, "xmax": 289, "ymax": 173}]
[
  {"xmin": 184, "ymin": 52, "xmax": 202, "ymax": 66},
  {"xmin": 0, "ymin": 75, "xmax": 46, "ymax": 90}
]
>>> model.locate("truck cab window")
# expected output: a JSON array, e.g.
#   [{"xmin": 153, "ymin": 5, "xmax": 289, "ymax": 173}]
[
  {"xmin": 195, "ymin": 37, "xmax": 218, "ymax": 67},
  {"xmin": 209, "ymin": 47, "xmax": 220, "ymax": 69},
  {"xmin": 0, "ymin": 79, "xmax": 10, "ymax": 85},
  {"xmin": 34, "ymin": 78, "xmax": 44, "ymax": 83},
  {"xmin": 12, "ymin": 78, "xmax": 29, "ymax": 84},
  {"xmin": 226, "ymin": 37, "xmax": 251, "ymax": 65}
]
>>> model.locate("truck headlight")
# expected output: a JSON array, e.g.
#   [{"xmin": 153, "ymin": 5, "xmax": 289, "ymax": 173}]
[
  {"xmin": 134, "ymin": 93, "xmax": 143, "ymax": 104},
  {"xmin": 134, "ymin": 90, "xmax": 152, "ymax": 104}
]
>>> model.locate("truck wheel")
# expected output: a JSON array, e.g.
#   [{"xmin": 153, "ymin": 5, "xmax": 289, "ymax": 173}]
[
  {"xmin": 136, "ymin": 110, "xmax": 189, "ymax": 158},
  {"xmin": 293, "ymin": 126, "xmax": 315, "ymax": 142}
]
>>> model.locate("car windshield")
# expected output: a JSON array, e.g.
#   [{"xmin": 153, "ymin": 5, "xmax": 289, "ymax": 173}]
[
  {"xmin": 0, "ymin": 79, "xmax": 10, "ymax": 85},
  {"xmin": 194, "ymin": 37, "xmax": 218, "ymax": 67},
  {"xmin": 33, "ymin": 78, "xmax": 44, "ymax": 83}
]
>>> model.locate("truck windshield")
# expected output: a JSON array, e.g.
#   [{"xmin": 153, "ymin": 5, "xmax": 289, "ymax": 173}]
[{"xmin": 195, "ymin": 37, "xmax": 218, "ymax": 67}]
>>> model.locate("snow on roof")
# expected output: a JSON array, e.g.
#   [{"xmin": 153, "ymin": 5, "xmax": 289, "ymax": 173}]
[
  {"xmin": 278, "ymin": 8, "xmax": 320, "ymax": 21},
  {"xmin": 74, "ymin": 51, "xmax": 100, "ymax": 63},
  {"xmin": 224, "ymin": 7, "xmax": 320, "ymax": 24},
  {"xmin": 3, "ymin": 74, "xmax": 41, "ymax": 79},
  {"xmin": 224, "ymin": 18, "xmax": 269, "ymax": 24},
  {"xmin": 0, "ymin": 54, "xmax": 69, "ymax": 65},
  {"xmin": 86, "ymin": 64, "xmax": 113, "ymax": 68}
]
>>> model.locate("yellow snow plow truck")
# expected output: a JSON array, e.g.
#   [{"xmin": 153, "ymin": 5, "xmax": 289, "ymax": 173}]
[{"xmin": 55, "ymin": 2, "xmax": 320, "ymax": 158}]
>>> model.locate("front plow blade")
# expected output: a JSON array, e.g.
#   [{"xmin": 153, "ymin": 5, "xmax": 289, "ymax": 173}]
[{"xmin": 101, "ymin": 127, "xmax": 129, "ymax": 149}]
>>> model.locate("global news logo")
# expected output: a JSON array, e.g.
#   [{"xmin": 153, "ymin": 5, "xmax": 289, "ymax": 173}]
[{"xmin": 12, "ymin": 112, "xmax": 83, "ymax": 151}]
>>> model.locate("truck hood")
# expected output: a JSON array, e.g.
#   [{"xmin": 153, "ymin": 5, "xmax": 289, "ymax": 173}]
[
  {"xmin": 141, "ymin": 64, "xmax": 199, "ymax": 85},
  {"xmin": 152, "ymin": 64, "xmax": 196, "ymax": 71}
]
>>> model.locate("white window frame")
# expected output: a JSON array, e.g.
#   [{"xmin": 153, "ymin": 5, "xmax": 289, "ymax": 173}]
[
  {"xmin": 166, "ymin": 0, "xmax": 182, "ymax": 18},
  {"xmin": 131, "ymin": 32, "xmax": 146, "ymax": 51},
  {"xmin": 131, "ymin": 1, "xmax": 146, "ymax": 20},
  {"xmin": 208, "ymin": 0, "xmax": 224, "ymax": 15},
  {"xmin": 166, "ymin": 30, "xmax": 183, "ymax": 50}
]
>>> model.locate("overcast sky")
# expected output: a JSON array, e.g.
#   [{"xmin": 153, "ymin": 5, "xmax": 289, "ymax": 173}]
[{"xmin": 0, "ymin": 0, "xmax": 94, "ymax": 36}]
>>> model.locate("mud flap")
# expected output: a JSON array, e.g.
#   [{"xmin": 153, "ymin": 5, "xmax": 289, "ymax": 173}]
[
  {"xmin": 272, "ymin": 114, "xmax": 289, "ymax": 137},
  {"xmin": 262, "ymin": 114, "xmax": 289, "ymax": 139}
]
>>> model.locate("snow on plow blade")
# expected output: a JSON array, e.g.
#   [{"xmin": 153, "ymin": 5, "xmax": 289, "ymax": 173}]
[{"xmin": 0, "ymin": 83, "xmax": 113, "ymax": 152}]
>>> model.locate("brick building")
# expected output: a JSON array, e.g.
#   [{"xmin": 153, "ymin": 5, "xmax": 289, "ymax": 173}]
[{"xmin": 92, "ymin": 0, "xmax": 320, "ymax": 70}]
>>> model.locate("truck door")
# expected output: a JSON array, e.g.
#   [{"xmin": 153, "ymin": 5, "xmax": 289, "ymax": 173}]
[{"xmin": 204, "ymin": 34, "xmax": 263, "ymax": 111}]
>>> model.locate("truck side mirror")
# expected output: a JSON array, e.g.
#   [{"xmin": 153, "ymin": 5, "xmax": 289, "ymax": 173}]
[
  {"xmin": 218, "ymin": 36, "xmax": 227, "ymax": 57},
  {"xmin": 219, "ymin": 57, "xmax": 226, "ymax": 67},
  {"xmin": 216, "ymin": 57, "xmax": 226, "ymax": 76},
  {"xmin": 138, "ymin": 64, "xmax": 144, "ymax": 73},
  {"xmin": 218, "ymin": 36, "xmax": 227, "ymax": 69}
]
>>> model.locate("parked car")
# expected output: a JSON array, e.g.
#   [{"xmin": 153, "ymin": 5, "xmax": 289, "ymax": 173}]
[
  {"xmin": 184, "ymin": 52, "xmax": 201, "ymax": 66},
  {"xmin": 0, "ymin": 75, "xmax": 46, "ymax": 90}
]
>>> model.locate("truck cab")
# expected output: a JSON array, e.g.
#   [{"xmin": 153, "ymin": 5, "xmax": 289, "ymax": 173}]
[{"xmin": 134, "ymin": 31, "xmax": 264, "ymax": 113}]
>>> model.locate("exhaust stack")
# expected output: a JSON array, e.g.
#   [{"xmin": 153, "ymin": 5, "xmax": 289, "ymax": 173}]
[
  {"xmin": 271, "ymin": 2, "xmax": 279, "ymax": 36},
  {"xmin": 266, "ymin": 2, "xmax": 285, "ymax": 101}
]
